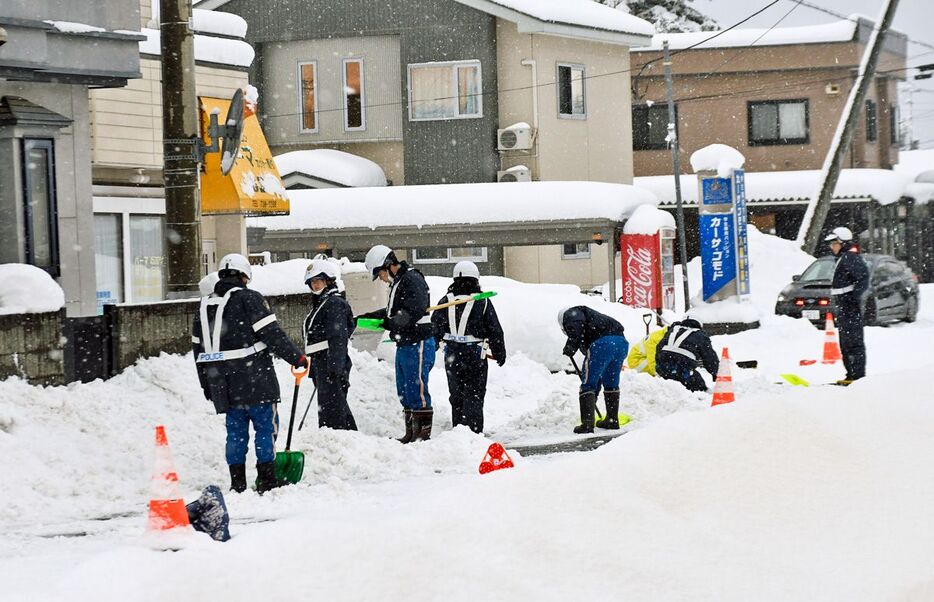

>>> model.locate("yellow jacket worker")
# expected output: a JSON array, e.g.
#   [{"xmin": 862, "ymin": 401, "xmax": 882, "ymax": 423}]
[{"xmin": 626, "ymin": 327, "xmax": 668, "ymax": 376}]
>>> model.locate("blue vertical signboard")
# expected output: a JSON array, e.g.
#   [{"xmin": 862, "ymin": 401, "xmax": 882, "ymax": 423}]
[
  {"xmin": 733, "ymin": 169, "xmax": 751, "ymax": 296},
  {"xmin": 699, "ymin": 213, "xmax": 737, "ymax": 300}
]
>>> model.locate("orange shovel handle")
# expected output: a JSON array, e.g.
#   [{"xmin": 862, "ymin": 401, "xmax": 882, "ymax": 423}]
[{"xmin": 291, "ymin": 360, "xmax": 309, "ymax": 384}]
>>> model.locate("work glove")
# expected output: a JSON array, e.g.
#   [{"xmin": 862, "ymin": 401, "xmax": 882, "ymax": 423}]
[
  {"xmin": 496, "ymin": 356, "xmax": 506, "ymax": 367},
  {"xmin": 293, "ymin": 355, "xmax": 308, "ymax": 370},
  {"xmin": 562, "ymin": 342, "xmax": 577, "ymax": 358}
]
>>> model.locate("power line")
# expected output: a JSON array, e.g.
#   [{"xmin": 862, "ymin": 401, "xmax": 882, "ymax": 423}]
[{"xmin": 791, "ymin": 0, "xmax": 934, "ymax": 55}]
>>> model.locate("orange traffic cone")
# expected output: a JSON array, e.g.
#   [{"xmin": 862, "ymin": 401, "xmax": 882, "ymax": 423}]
[
  {"xmin": 147, "ymin": 425, "xmax": 191, "ymax": 532},
  {"xmin": 711, "ymin": 347, "xmax": 736, "ymax": 406},
  {"xmin": 820, "ymin": 313, "xmax": 843, "ymax": 364},
  {"xmin": 478, "ymin": 443, "xmax": 515, "ymax": 475}
]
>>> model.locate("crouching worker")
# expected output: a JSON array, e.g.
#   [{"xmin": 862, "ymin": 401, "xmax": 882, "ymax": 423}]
[
  {"xmin": 655, "ymin": 318, "xmax": 718, "ymax": 392},
  {"xmin": 192, "ymin": 253, "xmax": 308, "ymax": 494},
  {"xmin": 627, "ymin": 321, "xmax": 668, "ymax": 375},
  {"xmin": 558, "ymin": 306, "xmax": 629, "ymax": 434},
  {"xmin": 303, "ymin": 259, "xmax": 357, "ymax": 430},
  {"xmin": 430, "ymin": 261, "xmax": 506, "ymax": 434},
  {"xmin": 359, "ymin": 245, "xmax": 435, "ymax": 443}
]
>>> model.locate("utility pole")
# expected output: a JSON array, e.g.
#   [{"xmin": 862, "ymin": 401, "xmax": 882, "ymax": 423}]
[
  {"xmin": 796, "ymin": 0, "xmax": 900, "ymax": 254},
  {"xmin": 160, "ymin": 0, "xmax": 202, "ymax": 297},
  {"xmin": 663, "ymin": 40, "xmax": 691, "ymax": 310}
]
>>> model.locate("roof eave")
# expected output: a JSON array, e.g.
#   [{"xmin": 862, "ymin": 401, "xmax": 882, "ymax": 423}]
[{"xmin": 453, "ymin": 0, "xmax": 652, "ymax": 47}]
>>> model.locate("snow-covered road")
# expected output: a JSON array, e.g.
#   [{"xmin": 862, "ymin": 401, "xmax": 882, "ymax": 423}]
[{"xmin": 2, "ymin": 275, "xmax": 932, "ymax": 601}]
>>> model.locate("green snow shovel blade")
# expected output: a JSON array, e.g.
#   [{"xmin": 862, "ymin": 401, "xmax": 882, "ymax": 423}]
[
  {"xmin": 780, "ymin": 373, "xmax": 810, "ymax": 387},
  {"xmin": 275, "ymin": 363, "xmax": 308, "ymax": 484},
  {"xmin": 356, "ymin": 317, "xmax": 385, "ymax": 331}
]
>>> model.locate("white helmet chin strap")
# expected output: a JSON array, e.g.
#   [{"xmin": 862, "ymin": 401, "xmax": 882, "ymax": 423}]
[{"xmin": 310, "ymin": 287, "xmax": 325, "ymax": 296}]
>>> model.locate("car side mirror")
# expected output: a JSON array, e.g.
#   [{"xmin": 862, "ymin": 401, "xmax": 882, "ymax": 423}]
[{"xmin": 792, "ymin": 275, "xmax": 801, "ymax": 282}]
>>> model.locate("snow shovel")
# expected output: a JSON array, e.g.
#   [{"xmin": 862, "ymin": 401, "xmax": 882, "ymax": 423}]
[
  {"xmin": 428, "ymin": 291, "xmax": 497, "ymax": 312},
  {"xmin": 356, "ymin": 317, "xmax": 385, "ymax": 331},
  {"xmin": 642, "ymin": 313, "xmax": 653, "ymax": 338},
  {"xmin": 569, "ymin": 356, "xmax": 603, "ymax": 420},
  {"xmin": 274, "ymin": 363, "xmax": 308, "ymax": 484},
  {"xmin": 297, "ymin": 384, "xmax": 318, "ymax": 431}
]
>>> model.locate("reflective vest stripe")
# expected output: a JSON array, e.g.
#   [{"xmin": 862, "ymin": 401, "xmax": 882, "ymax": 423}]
[
  {"xmin": 196, "ymin": 341, "xmax": 268, "ymax": 363},
  {"xmin": 661, "ymin": 326, "xmax": 698, "ymax": 361},
  {"xmin": 830, "ymin": 284, "xmax": 855, "ymax": 296},
  {"xmin": 252, "ymin": 313, "xmax": 277, "ymax": 332},
  {"xmin": 305, "ymin": 341, "xmax": 329, "ymax": 354}
]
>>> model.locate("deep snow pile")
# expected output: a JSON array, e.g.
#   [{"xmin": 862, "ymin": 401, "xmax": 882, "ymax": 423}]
[{"xmin": 0, "ymin": 264, "xmax": 65, "ymax": 315}]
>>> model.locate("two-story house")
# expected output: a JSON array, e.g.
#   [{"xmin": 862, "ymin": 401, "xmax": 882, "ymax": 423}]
[
  {"xmin": 88, "ymin": 1, "xmax": 255, "ymax": 307},
  {"xmin": 629, "ymin": 16, "xmax": 908, "ymax": 254},
  {"xmin": 202, "ymin": 0, "xmax": 655, "ymax": 290},
  {"xmin": 0, "ymin": 0, "xmax": 143, "ymax": 316}
]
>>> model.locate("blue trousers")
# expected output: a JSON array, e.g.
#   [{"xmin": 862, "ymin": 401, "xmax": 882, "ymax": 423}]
[
  {"xmin": 396, "ymin": 338, "xmax": 436, "ymax": 409},
  {"xmin": 225, "ymin": 402, "xmax": 278, "ymax": 465},
  {"xmin": 581, "ymin": 335, "xmax": 629, "ymax": 393}
]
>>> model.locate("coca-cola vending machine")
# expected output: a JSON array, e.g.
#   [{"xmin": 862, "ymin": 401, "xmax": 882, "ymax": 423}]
[{"xmin": 620, "ymin": 227, "xmax": 676, "ymax": 311}]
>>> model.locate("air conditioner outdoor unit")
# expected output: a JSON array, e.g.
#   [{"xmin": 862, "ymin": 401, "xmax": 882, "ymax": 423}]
[
  {"xmin": 497, "ymin": 167, "xmax": 531, "ymax": 182},
  {"xmin": 497, "ymin": 125, "xmax": 533, "ymax": 150}
]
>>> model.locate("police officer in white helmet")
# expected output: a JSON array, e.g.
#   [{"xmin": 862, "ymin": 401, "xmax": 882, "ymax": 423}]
[
  {"xmin": 302, "ymin": 258, "xmax": 357, "ymax": 430},
  {"xmin": 430, "ymin": 261, "xmax": 506, "ymax": 434},
  {"xmin": 192, "ymin": 253, "xmax": 307, "ymax": 494},
  {"xmin": 825, "ymin": 226, "xmax": 869, "ymax": 384},
  {"xmin": 359, "ymin": 245, "xmax": 435, "ymax": 442}
]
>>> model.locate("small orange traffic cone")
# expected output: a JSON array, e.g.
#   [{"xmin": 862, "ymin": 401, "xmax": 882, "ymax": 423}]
[
  {"xmin": 479, "ymin": 443, "xmax": 514, "ymax": 475},
  {"xmin": 147, "ymin": 425, "xmax": 191, "ymax": 532},
  {"xmin": 820, "ymin": 313, "xmax": 843, "ymax": 364},
  {"xmin": 711, "ymin": 347, "xmax": 736, "ymax": 406}
]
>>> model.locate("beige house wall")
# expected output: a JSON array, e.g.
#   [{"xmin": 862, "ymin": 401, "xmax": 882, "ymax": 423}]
[
  {"xmin": 496, "ymin": 20, "xmax": 634, "ymax": 184},
  {"xmin": 496, "ymin": 20, "xmax": 634, "ymax": 291}
]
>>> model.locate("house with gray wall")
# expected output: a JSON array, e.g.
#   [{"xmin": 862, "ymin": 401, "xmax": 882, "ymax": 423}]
[
  {"xmin": 203, "ymin": 0, "xmax": 655, "ymax": 289},
  {"xmin": 0, "ymin": 0, "xmax": 143, "ymax": 316}
]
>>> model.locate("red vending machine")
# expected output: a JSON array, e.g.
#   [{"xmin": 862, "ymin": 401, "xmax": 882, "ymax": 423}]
[{"xmin": 620, "ymin": 226, "xmax": 676, "ymax": 312}]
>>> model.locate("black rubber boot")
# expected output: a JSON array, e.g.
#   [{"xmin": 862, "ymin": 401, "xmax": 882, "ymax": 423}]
[
  {"xmin": 255, "ymin": 461, "xmax": 289, "ymax": 494},
  {"xmin": 573, "ymin": 391, "xmax": 597, "ymax": 434},
  {"xmin": 229, "ymin": 464, "xmax": 247, "ymax": 493},
  {"xmin": 397, "ymin": 409, "xmax": 415, "ymax": 444},
  {"xmin": 412, "ymin": 409, "xmax": 434, "ymax": 442},
  {"xmin": 596, "ymin": 389, "xmax": 620, "ymax": 430}
]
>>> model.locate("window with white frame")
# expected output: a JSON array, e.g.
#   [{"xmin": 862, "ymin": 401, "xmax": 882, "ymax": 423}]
[
  {"xmin": 93, "ymin": 214, "xmax": 123, "ymax": 307},
  {"xmin": 343, "ymin": 58, "xmax": 365, "ymax": 131},
  {"xmin": 298, "ymin": 61, "xmax": 318, "ymax": 132},
  {"xmin": 411, "ymin": 246, "xmax": 488, "ymax": 264},
  {"xmin": 562, "ymin": 243, "xmax": 591, "ymax": 259},
  {"xmin": 408, "ymin": 60, "xmax": 482, "ymax": 121},
  {"xmin": 557, "ymin": 63, "xmax": 586, "ymax": 118}
]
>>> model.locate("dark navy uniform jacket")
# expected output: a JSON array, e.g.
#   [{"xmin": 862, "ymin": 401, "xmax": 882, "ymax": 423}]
[
  {"xmin": 656, "ymin": 319, "xmax": 719, "ymax": 377},
  {"xmin": 360, "ymin": 262, "xmax": 433, "ymax": 346},
  {"xmin": 431, "ymin": 293, "xmax": 507, "ymax": 363},
  {"xmin": 192, "ymin": 276, "xmax": 303, "ymax": 414},
  {"xmin": 561, "ymin": 306, "xmax": 626, "ymax": 354},
  {"xmin": 303, "ymin": 287, "xmax": 354, "ymax": 377},
  {"xmin": 830, "ymin": 243, "xmax": 869, "ymax": 305}
]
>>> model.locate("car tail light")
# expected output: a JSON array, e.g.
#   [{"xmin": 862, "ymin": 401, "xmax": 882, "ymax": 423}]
[
  {"xmin": 818, "ymin": 298, "xmax": 829, "ymax": 306},
  {"xmin": 794, "ymin": 299, "xmax": 805, "ymax": 307}
]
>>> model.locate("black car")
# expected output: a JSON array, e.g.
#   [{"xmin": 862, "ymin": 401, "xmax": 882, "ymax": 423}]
[{"xmin": 775, "ymin": 253, "xmax": 920, "ymax": 327}]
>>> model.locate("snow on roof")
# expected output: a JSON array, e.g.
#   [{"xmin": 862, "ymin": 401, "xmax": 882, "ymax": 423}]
[
  {"xmin": 689, "ymin": 144, "xmax": 746, "ymax": 178},
  {"xmin": 274, "ymin": 150, "xmax": 387, "ymax": 188},
  {"xmin": 248, "ymin": 181, "xmax": 657, "ymax": 231},
  {"xmin": 636, "ymin": 168, "xmax": 910, "ymax": 207},
  {"xmin": 0, "ymin": 264, "xmax": 65, "ymax": 315},
  {"xmin": 622, "ymin": 204, "xmax": 675, "ymax": 235},
  {"xmin": 455, "ymin": 0, "xmax": 654, "ymax": 40},
  {"xmin": 894, "ymin": 149, "xmax": 934, "ymax": 181},
  {"xmin": 138, "ymin": 28, "xmax": 254, "ymax": 67},
  {"xmin": 633, "ymin": 17, "xmax": 857, "ymax": 52},
  {"xmin": 192, "ymin": 8, "xmax": 248, "ymax": 38}
]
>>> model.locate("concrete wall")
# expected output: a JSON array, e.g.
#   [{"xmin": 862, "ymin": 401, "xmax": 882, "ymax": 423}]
[
  {"xmin": 496, "ymin": 20, "xmax": 635, "ymax": 184},
  {"xmin": 0, "ymin": 309, "xmax": 65, "ymax": 385},
  {"xmin": 630, "ymin": 38, "xmax": 906, "ymax": 177}
]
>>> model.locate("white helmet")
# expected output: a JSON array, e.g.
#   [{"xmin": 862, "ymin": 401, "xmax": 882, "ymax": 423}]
[
  {"xmin": 365, "ymin": 245, "xmax": 395, "ymax": 280},
  {"xmin": 198, "ymin": 272, "xmax": 220, "ymax": 296},
  {"xmin": 824, "ymin": 227, "xmax": 854, "ymax": 243},
  {"xmin": 218, "ymin": 253, "xmax": 252, "ymax": 280},
  {"xmin": 304, "ymin": 259, "xmax": 340, "ymax": 284},
  {"xmin": 452, "ymin": 261, "xmax": 480, "ymax": 279}
]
